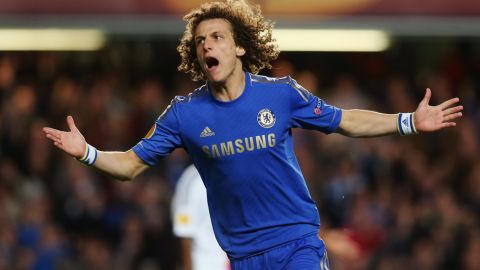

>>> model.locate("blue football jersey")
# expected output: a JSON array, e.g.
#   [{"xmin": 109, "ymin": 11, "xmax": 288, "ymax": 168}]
[{"xmin": 133, "ymin": 72, "xmax": 342, "ymax": 259}]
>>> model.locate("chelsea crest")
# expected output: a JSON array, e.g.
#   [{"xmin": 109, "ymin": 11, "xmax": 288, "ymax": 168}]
[{"xmin": 257, "ymin": 109, "xmax": 276, "ymax": 128}]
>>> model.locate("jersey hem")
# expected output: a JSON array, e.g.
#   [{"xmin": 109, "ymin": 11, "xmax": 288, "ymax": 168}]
[{"xmin": 227, "ymin": 230, "xmax": 319, "ymax": 262}]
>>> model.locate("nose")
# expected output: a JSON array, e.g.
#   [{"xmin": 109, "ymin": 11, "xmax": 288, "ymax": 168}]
[{"xmin": 203, "ymin": 37, "xmax": 213, "ymax": 51}]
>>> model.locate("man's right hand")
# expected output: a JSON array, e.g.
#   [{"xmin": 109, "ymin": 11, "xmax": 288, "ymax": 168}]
[
  {"xmin": 43, "ymin": 115, "xmax": 87, "ymax": 159},
  {"xmin": 43, "ymin": 115, "xmax": 148, "ymax": 181}
]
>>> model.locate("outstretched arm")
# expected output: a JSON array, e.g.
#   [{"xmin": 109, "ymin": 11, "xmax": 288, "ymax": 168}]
[
  {"xmin": 43, "ymin": 116, "xmax": 149, "ymax": 181},
  {"xmin": 337, "ymin": 88, "xmax": 463, "ymax": 138}
]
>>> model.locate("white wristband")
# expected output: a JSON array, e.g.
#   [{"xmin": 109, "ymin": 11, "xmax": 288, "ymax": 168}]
[
  {"xmin": 397, "ymin": 113, "xmax": 418, "ymax": 136},
  {"xmin": 76, "ymin": 143, "xmax": 98, "ymax": 166}
]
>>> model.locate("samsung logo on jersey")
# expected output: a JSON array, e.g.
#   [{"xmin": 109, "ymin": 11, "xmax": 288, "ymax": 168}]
[{"xmin": 202, "ymin": 133, "xmax": 276, "ymax": 158}]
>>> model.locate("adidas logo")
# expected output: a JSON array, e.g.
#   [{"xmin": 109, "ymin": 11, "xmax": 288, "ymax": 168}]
[{"xmin": 200, "ymin": 126, "xmax": 215, "ymax": 137}]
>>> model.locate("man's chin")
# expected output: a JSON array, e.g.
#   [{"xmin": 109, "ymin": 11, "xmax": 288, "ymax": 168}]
[{"xmin": 206, "ymin": 72, "xmax": 225, "ymax": 84}]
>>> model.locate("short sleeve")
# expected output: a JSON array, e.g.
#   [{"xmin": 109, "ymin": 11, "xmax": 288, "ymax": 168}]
[
  {"xmin": 288, "ymin": 78, "xmax": 342, "ymax": 134},
  {"xmin": 132, "ymin": 102, "xmax": 183, "ymax": 166}
]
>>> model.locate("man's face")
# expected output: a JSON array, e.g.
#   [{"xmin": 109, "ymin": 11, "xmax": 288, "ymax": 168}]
[{"xmin": 194, "ymin": 18, "xmax": 245, "ymax": 83}]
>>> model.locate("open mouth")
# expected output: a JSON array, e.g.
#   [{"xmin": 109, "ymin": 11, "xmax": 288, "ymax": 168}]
[{"xmin": 205, "ymin": 57, "xmax": 219, "ymax": 70}]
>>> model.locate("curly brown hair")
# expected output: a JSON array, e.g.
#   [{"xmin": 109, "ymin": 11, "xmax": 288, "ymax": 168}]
[{"xmin": 177, "ymin": 0, "xmax": 279, "ymax": 81}]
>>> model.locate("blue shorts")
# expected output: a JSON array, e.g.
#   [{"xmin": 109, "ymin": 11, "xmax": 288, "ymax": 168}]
[{"xmin": 230, "ymin": 233, "xmax": 330, "ymax": 270}]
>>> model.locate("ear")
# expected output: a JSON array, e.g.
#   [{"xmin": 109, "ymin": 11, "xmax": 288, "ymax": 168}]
[{"xmin": 236, "ymin": 46, "xmax": 246, "ymax": 57}]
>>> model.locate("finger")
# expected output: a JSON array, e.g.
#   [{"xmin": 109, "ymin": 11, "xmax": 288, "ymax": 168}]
[
  {"xmin": 66, "ymin": 116, "xmax": 79, "ymax": 132},
  {"xmin": 439, "ymin": 97, "xmax": 460, "ymax": 110},
  {"xmin": 53, "ymin": 141, "xmax": 65, "ymax": 151},
  {"xmin": 443, "ymin": 105, "xmax": 463, "ymax": 116},
  {"xmin": 43, "ymin": 128, "xmax": 63, "ymax": 137},
  {"xmin": 421, "ymin": 88, "xmax": 432, "ymax": 106},
  {"xmin": 441, "ymin": 122, "xmax": 457, "ymax": 128},
  {"xmin": 46, "ymin": 133, "xmax": 62, "ymax": 144},
  {"xmin": 43, "ymin": 127, "xmax": 63, "ymax": 137},
  {"xmin": 443, "ymin": 112, "xmax": 462, "ymax": 122}
]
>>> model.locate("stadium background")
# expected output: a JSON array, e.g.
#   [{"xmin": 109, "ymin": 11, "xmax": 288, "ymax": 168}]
[{"xmin": 0, "ymin": 0, "xmax": 479, "ymax": 269}]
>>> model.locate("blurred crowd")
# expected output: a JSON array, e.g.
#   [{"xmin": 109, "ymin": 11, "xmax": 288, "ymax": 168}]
[{"xmin": 0, "ymin": 39, "xmax": 479, "ymax": 270}]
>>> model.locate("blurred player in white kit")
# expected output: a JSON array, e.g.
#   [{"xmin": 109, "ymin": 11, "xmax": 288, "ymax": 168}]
[{"xmin": 172, "ymin": 164, "xmax": 230, "ymax": 270}]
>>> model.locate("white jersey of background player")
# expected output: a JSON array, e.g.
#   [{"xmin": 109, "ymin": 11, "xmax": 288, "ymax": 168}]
[{"xmin": 172, "ymin": 164, "xmax": 229, "ymax": 270}]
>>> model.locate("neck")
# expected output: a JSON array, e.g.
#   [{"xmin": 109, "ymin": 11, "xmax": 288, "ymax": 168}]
[{"xmin": 209, "ymin": 64, "xmax": 246, "ymax": 102}]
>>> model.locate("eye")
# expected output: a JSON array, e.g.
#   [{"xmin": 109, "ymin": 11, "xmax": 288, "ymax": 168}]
[{"xmin": 195, "ymin": 38, "xmax": 205, "ymax": 45}]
